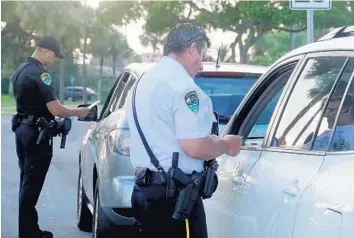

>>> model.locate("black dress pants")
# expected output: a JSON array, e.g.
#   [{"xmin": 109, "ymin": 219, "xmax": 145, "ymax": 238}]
[
  {"xmin": 131, "ymin": 184, "xmax": 208, "ymax": 238},
  {"xmin": 15, "ymin": 124, "xmax": 53, "ymax": 238}
]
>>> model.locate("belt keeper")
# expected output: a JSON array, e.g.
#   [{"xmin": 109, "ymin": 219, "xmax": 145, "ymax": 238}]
[{"xmin": 157, "ymin": 166, "xmax": 166, "ymax": 184}]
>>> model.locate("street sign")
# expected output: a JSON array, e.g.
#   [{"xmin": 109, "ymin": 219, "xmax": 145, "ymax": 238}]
[
  {"xmin": 290, "ymin": 0, "xmax": 332, "ymax": 10},
  {"xmin": 290, "ymin": 0, "xmax": 332, "ymax": 44}
]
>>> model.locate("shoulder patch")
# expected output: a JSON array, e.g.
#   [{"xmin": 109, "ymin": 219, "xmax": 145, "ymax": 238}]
[
  {"xmin": 40, "ymin": 72, "xmax": 52, "ymax": 86},
  {"xmin": 185, "ymin": 91, "xmax": 199, "ymax": 113}
]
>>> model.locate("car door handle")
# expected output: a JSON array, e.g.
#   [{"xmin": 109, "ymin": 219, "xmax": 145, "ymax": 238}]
[{"xmin": 283, "ymin": 185, "xmax": 299, "ymax": 197}]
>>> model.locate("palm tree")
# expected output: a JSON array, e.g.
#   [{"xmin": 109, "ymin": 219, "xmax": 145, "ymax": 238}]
[
  {"xmin": 107, "ymin": 29, "xmax": 131, "ymax": 80},
  {"xmin": 89, "ymin": 23, "xmax": 110, "ymax": 101}
]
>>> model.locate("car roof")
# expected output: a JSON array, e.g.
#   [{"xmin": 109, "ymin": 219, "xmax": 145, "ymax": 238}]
[
  {"xmin": 64, "ymin": 86, "xmax": 94, "ymax": 90},
  {"xmin": 275, "ymin": 36, "xmax": 354, "ymax": 64},
  {"xmin": 125, "ymin": 61, "xmax": 268, "ymax": 78},
  {"xmin": 202, "ymin": 62, "xmax": 268, "ymax": 74}
]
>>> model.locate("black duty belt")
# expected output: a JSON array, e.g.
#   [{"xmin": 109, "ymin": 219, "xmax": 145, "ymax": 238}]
[
  {"xmin": 134, "ymin": 168, "xmax": 194, "ymax": 186},
  {"xmin": 149, "ymin": 171, "xmax": 168, "ymax": 185},
  {"xmin": 19, "ymin": 118, "xmax": 30, "ymax": 124}
]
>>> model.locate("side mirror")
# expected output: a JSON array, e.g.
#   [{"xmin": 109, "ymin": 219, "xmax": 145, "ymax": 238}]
[
  {"xmin": 212, "ymin": 111, "xmax": 220, "ymax": 136},
  {"xmin": 77, "ymin": 104, "xmax": 98, "ymax": 122}
]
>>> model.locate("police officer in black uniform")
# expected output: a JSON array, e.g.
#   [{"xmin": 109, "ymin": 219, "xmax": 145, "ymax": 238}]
[{"xmin": 11, "ymin": 36, "xmax": 90, "ymax": 238}]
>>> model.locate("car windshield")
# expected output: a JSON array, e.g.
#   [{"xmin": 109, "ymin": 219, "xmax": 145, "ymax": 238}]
[{"xmin": 194, "ymin": 75, "xmax": 258, "ymax": 122}]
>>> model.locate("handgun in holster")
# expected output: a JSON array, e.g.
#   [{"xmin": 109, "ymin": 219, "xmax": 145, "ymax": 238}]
[
  {"xmin": 36, "ymin": 117, "xmax": 57, "ymax": 145},
  {"xmin": 172, "ymin": 170, "xmax": 203, "ymax": 220},
  {"xmin": 166, "ymin": 152, "xmax": 203, "ymax": 220},
  {"xmin": 202, "ymin": 120, "xmax": 220, "ymax": 199},
  {"xmin": 166, "ymin": 152, "xmax": 180, "ymax": 199}
]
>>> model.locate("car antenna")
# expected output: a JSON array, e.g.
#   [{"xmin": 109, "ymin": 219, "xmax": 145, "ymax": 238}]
[{"xmin": 216, "ymin": 47, "xmax": 221, "ymax": 68}]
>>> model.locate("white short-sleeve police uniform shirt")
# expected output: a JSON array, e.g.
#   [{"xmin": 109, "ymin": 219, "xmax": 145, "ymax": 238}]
[{"xmin": 125, "ymin": 56, "xmax": 215, "ymax": 174}]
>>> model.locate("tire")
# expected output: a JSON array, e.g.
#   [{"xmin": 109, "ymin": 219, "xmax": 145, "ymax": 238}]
[
  {"xmin": 92, "ymin": 182, "xmax": 112, "ymax": 238},
  {"xmin": 92, "ymin": 181, "xmax": 138, "ymax": 238},
  {"xmin": 77, "ymin": 167, "xmax": 93, "ymax": 232}
]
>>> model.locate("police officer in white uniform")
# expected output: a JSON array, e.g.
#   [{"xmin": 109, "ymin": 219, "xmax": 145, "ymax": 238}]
[{"xmin": 125, "ymin": 23, "xmax": 242, "ymax": 238}]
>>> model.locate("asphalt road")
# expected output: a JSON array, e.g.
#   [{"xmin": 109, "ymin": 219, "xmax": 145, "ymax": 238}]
[{"xmin": 1, "ymin": 115, "xmax": 96, "ymax": 238}]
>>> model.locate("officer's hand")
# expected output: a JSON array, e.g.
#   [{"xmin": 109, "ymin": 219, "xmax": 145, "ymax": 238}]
[
  {"xmin": 77, "ymin": 107, "xmax": 90, "ymax": 119},
  {"xmin": 223, "ymin": 135, "xmax": 242, "ymax": 156}
]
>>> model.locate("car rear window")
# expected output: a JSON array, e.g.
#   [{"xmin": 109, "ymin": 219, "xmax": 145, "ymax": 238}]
[{"xmin": 194, "ymin": 74, "xmax": 259, "ymax": 121}]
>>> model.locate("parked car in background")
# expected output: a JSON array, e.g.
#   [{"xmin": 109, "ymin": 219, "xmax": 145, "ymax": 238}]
[
  {"xmin": 76, "ymin": 61, "xmax": 267, "ymax": 237},
  {"xmin": 64, "ymin": 86, "xmax": 97, "ymax": 101},
  {"xmin": 196, "ymin": 62, "xmax": 267, "ymax": 130}
]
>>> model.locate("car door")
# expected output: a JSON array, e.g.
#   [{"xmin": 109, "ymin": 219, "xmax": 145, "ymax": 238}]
[
  {"xmin": 204, "ymin": 58, "xmax": 301, "ymax": 238},
  {"xmin": 237, "ymin": 54, "xmax": 351, "ymax": 238},
  {"xmin": 293, "ymin": 55, "xmax": 354, "ymax": 238},
  {"xmin": 96, "ymin": 72, "xmax": 137, "ymax": 180},
  {"xmin": 83, "ymin": 71, "xmax": 130, "ymax": 203}
]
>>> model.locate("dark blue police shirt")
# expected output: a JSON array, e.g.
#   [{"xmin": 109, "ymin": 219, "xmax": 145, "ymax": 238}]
[{"xmin": 12, "ymin": 57, "xmax": 57, "ymax": 120}]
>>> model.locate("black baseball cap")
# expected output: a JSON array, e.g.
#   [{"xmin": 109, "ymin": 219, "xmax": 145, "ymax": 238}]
[{"xmin": 37, "ymin": 36, "xmax": 65, "ymax": 59}]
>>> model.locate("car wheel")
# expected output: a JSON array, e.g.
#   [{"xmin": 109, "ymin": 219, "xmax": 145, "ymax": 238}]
[
  {"xmin": 77, "ymin": 166, "xmax": 93, "ymax": 232},
  {"xmin": 92, "ymin": 182, "xmax": 112, "ymax": 238}
]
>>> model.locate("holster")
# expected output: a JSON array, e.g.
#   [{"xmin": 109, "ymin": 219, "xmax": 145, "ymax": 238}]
[
  {"xmin": 172, "ymin": 171, "xmax": 203, "ymax": 220},
  {"xmin": 11, "ymin": 114, "xmax": 36, "ymax": 132},
  {"xmin": 166, "ymin": 152, "xmax": 179, "ymax": 199},
  {"xmin": 200, "ymin": 119, "xmax": 220, "ymax": 199},
  {"xmin": 134, "ymin": 167, "xmax": 151, "ymax": 186},
  {"xmin": 11, "ymin": 115, "xmax": 20, "ymax": 132},
  {"xmin": 202, "ymin": 160, "xmax": 219, "ymax": 199}
]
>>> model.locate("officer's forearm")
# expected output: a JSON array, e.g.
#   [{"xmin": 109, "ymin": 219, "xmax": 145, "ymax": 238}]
[
  {"xmin": 178, "ymin": 135, "xmax": 228, "ymax": 161},
  {"xmin": 46, "ymin": 100, "xmax": 81, "ymax": 118}
]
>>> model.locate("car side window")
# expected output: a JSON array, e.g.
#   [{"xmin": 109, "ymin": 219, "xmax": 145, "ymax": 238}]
[
  {"xmin": 246, "ymin": 89, "xmax": 284, "ymax": 146},
  {"xmin": 100, "ymin": 72, "xmax": 129, "ymax": 120},
  {"xmin": 272, "ymin": 57, "xmax": 348, "ymax": 150},
  {"xmin": 99, "ymin": 75, "xmax": 121, "ymax": 120},
  {"xmin": 308, "ymin": 60, "xmax": 354, "ymax": 151},
  {"xmin": 116, "ymin": 75, "xmax": 137, "ymax": 110},
  {"xmin": 241, "ymin": 65, "xmax": 296, "ymax": 147},
  {"xmin": 327, "ymin": 60, "xmax": 354, "ymax": 152},
  {"xmin": 108, "ymin": 72, "xmax": 130, "ymax": 114}
]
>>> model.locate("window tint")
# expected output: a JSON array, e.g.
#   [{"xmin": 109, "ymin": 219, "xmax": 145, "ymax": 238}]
[
  {"xmin": 243, "ymin": 66, "xmax": 295, "ymax": 147},
  {"xmin": 99, "ymin": 72, "xmax": 126, "ymax": 119},
  {"xmin": 248, "ymin": 89, "xmax": 284, "ymax": 138},
  {"xmin": 109, "ymin": 74, "xmax": 130, "ymax": 113},
  {"xmin": 272, "ymin": 57, "xmax": 348, "ymax": 150},
  {"xmin": 194, "ymin": 76, "xmax": 258, "ymax": 119},
  {"xmin": 115, "ymin": 76, "xmax": 136, "ymax": 110},
  {"xmin": 329, "ymin": 61, "xmax": 354, "ymax": 152},
  {"xmin": 312, "ymin": 59, "xmax": 354, "ymax": 151}
]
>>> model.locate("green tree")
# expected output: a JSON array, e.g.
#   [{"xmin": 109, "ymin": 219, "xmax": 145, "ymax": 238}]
[
  {"xmin": 90, "ymin": 22, "xmax": 111, "ymax": 101},
  {"xmin": 139, "ymin": 2, "xmax": 190, "ymax": 53},
  {"xmin": 315, "ymin": 0, "xmax": 354, "ymax": 38},
  {"xmin": 96, "ymin": 1, "xmax": 143, "ymax": 26},
  {"xmin": 14, "ymin": 1, "xmax": 95, "ymax": 103},
  {"xmin": 193, "ymin": 1, "xmax": 306, "ymax": 63},
  {"xmin": 107, "ymin": 29, "xmax": 131, "ymax": 80},
  {"xmin": 76, "ymin": 5, "xmax": 96, "ymax": 103}
]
